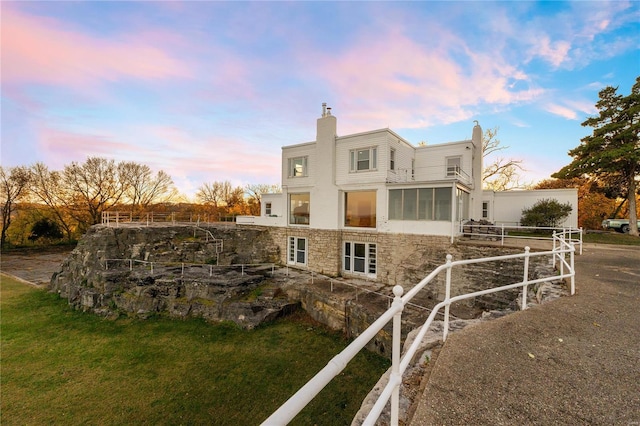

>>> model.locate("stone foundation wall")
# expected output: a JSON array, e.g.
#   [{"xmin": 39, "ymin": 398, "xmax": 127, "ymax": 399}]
[{"xmin": 264, "ymin": 226, "xmax": 454, "ymax": 287}]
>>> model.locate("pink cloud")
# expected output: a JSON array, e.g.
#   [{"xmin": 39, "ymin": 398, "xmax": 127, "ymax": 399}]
[
  {"xmin": 544, "ymin": 103, "xmax": 578, "ymax": 120},
  {"xmin": 297, "ymin": 27, "xmax": 542, "ymax": 132},
  {"xmin": 34, "ymin": 123, "xmax": 281, "ymax": 197},
  {"xmin": 36, "ymin": 126, "xmax": 137, "ymax": 168},
  {"xmin": 527, "ymin": 36, "xmax": 571, "ymax": 68},
  {"xmin": 1, "ymin": 7, "xmax": 191, "ymax": 89}
]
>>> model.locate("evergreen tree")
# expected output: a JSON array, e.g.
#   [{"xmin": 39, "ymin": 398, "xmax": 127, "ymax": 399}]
[{"xmin": 553, "ymin": 77, "xmax": 640, "ymax": 236}]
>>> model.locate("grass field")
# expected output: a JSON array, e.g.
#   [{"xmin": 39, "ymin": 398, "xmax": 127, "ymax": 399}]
[
  {"xmin": 505, "ymin": 230, "xmax": 640, "ymax": 246},
  {"xmin": 0, "ymin": 275, "xmax": 389, "ymax": 425},
  {"xmin": 582, "ymin": 231, "xmax": 640, "ymax": 246}
]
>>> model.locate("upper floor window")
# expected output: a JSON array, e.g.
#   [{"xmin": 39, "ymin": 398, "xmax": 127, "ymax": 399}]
[
  {"xmin": 289, "ymin": 193, "xmax": 310, "ymax": 225},
  {"xmin": 390, "ymin": 148, "xmax": 396, "ymax": 171},
  {"xmin": 389, "ymin": 187, "xmax": 452, "ymax": 221},
  {"xmin": 446, "ymin": 157, "xmax": 461, "ymax": 177},
  {"xmin": 288, "ymin": 156, "xmax": 308, "ymax": 177},
  {"xmin": 350, "ymin": 147, "xmax": 377, "ymax": 172}
]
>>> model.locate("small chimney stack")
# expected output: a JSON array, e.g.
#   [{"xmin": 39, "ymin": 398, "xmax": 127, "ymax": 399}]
[{"xmin": 322, "ymin": 102, "xmax": 327, "ymax": 117}]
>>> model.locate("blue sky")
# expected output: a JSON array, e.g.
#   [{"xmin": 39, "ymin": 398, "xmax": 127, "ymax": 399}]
[{"xmin": 2, "ymin": 1, "xmax": 638, "ymax": 198}]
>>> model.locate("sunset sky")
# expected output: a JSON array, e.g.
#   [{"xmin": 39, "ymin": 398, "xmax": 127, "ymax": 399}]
[{"xmin": 2, "ymin": 1, "xmax": 638, "ymax": 198}]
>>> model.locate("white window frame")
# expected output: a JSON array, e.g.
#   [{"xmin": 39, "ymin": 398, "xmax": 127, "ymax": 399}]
[
  {"xmin": 343, "ymin": 241, "xmax": 376, "ymax": 277},
  {"xmin": 289, "ymin": 193, "xmax": 310, "ymax": 225},
  {"xmin": 288, "ymin": 156, "xmax": 308, "ymax": 177},
  {"xmin": 288, "ymin": 236, "xmax": 307, "ymax": 266},
  {"xmin": 482, "ymin": 201, "xmax": 489, "ymax": 219},
  {"xmin": 265, "ymin": 202, "xmax": 272, "ymax": 216},
  {"xmin": 350, "ymin": 147, "xmax": 377, "ymax": 172},
  {"xmin": 446, "ymin": 156, "xmax": 461, "ymax": 178},
  {"xmin": 390, "ymin": 148, "xmax": 396, "ymax": 171},
  {"xmin": 388, "ymin": 187, "xmax": 453, "ymax": 221}
]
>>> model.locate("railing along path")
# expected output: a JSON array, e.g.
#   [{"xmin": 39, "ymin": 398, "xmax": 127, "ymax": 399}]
[
  {"xmin": 460, "ymin": 222, "xmax": 583, "ymax": 255},
  {"xmin": 262, "ymin": 230, "xmax": 577, "ymax": 425}
]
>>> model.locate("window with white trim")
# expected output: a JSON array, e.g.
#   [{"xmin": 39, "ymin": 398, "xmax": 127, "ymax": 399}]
[
  {"xmin": 288, "ymin": 156, "xmax": 308, "ymax": 177},
  {"xmin": 265, "ymin": 202, "xmax": 272, "ymax": 216},
  {"xmin": 344, "ymin": 191, "xmax": 376, "ymax": 228},
  {"xmin": 388, "ymin": 187, "xmax": 453, "ymax": 221},
  {"xmin": 350, "ymin": 147, "xmax": 377, "ymax": 172},
  {"xmin": 289, "ymin": 193, "xmax": 310, "ymax": 225},
  {"xmin": 446, "ymin": 157, "xmax": 461, "ymax": 177},
  {"xmin": 482, "ymin": 201, "xmax": 489, "ymax": 219},
  {"xmin": 343, "ymin": 242, "xmax": 376, "ymax": 277},
  {"xmin": 390, "ymin": 148, "xmax": 396, "ymax": 171},
  {"xmin": 288, "ymin": 236, "xmax": 307, "ymax": 266}
]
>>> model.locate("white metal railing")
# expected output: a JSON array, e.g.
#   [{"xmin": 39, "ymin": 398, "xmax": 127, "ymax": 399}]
[
  {"xmin": 286, "ymin": 267, "xmax": 449, "ymax": 319},
  {"xmin": 261, "ymin": 231, "xmax": 576, "ymax": 426},
  {"xmin": 192, "ymin": 226, "xmax": 224, "ymax": 255},
  {"xmin": 460, "ymin": 222, "xmax": 583, "ymax": 255},
  {"xmin": 102, "ymin": 258, "xmax": 277, "ymax": 277},
  {"xmin": 101, "ymin": 211, "xmax": 236, "ymax": 227}
]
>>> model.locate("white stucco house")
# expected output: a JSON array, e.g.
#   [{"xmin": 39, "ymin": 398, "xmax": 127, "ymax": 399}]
[{"xmin": 237, "ymin": 105, "xmax": 577, "ymax": 280}]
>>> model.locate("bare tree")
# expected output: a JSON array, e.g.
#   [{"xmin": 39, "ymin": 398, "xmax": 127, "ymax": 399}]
[
  {"xmin": 196, "ymin": 181, "xmax": 250, "ymax": 217},
  {"xmin": 221, "ymin": 183, "xmax": 245, "ymax": 211},
  {"xmin": 482, "ymin": 127, "xmax": 526, "ymax": 191},
  {"xmin": 63, "ymin": 157, "xmax": 128, "ymax": 228},
  {"xmin": 1, "ymin": 166, "xmax": 30, "ymax": 248},
  {"xmin": 119, "ymin": 162, "xmax": 177, "ymax": 212},
  {"xmin": 28, "ymin": 163, "xmax": 76, "ymax": 241},
  {"xmin": 196, "ymin": 182, "xmax": 225, "ymax": 209}
]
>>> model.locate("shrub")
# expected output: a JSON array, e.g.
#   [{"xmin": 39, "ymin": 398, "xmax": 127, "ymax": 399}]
[
  {"xmin": 520, "ymin": 198, "xmax": 573, "ymax": 228},
  {"xmin": 28, "ymin": 218, "xmax": 63, "ymax": 242}
]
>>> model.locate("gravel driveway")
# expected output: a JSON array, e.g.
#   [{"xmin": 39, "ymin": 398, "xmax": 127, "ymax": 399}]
[{"xmin": 410, "ymin": 243, "xmax": 640, "ymax": 425}]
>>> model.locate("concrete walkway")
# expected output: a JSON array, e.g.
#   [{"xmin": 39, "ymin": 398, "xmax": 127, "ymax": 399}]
[{"xmin": 410, "ymin": 243, "xmax": 640, "ymax": 425}]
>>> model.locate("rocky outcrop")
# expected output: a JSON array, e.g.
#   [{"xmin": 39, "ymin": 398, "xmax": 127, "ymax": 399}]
[
  {"xmin": 49, "ymin": 224, "xmax": 294, "ymax": 328},
  {"xmin": 50, "ymin": 223, "xmax": 566, "ymax": 356}
]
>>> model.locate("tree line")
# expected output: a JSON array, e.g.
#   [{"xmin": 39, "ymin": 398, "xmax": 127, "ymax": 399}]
[{"xmin": 0, "ymin": 158, "xmax": 280, "ymax": 248}]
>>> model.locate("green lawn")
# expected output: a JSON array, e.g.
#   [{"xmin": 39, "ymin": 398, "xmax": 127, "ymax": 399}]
[
  {"xmin": 0, "ymin": 276, "xmax": 389, "ymax": 425},
  {"xmin": 582, "ymin": 231, "xmax": 640, "ymax": 246},
  {"xmin": 505, "ymin": 230, "xmax": 640, "ymax": 246}
]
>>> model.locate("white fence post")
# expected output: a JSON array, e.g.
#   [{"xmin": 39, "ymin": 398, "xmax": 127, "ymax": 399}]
[
  {"xmin": 570, "ymin": 244, "xmax": 576, "ymax": 295},
  {"xmin": 579, "ymin": 228, "xmax": 583, "ymax": 255},
  {"xmin": 443, "ymin": 254, "xmax": 453, "ymax": 342},
  {"xmin": 390, "ymin": 285, "xmax": 404, "ymax": 426},
  {"xmin": 521, "ymin": 247, "xmax": 530, "ymax": 310},
  {"xmin": 552, "ymin": 231, "xmax": 557, "ymax": 269}
]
